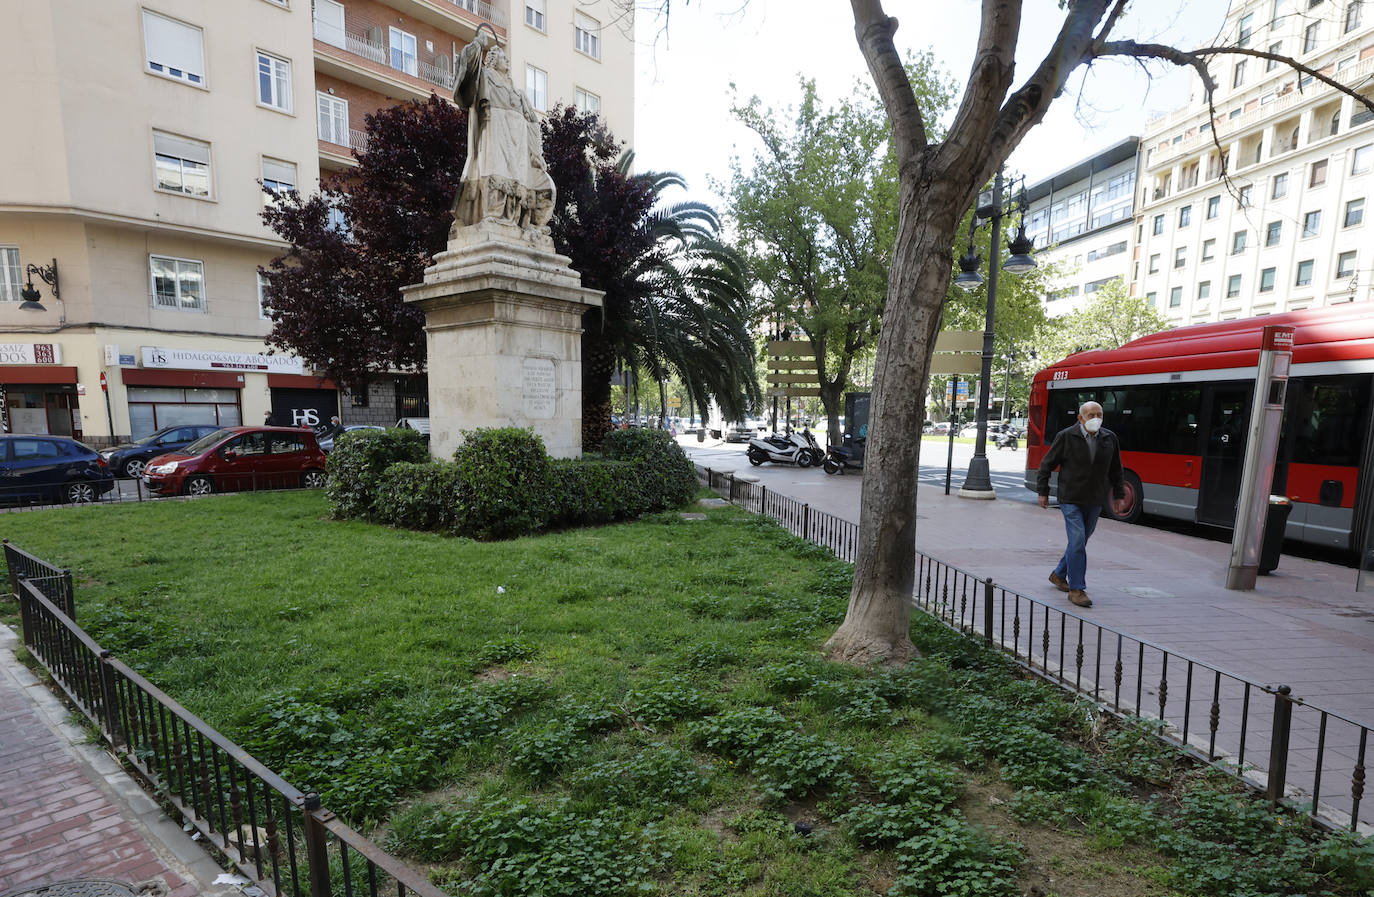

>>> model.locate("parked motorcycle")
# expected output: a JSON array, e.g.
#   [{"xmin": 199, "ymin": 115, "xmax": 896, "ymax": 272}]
[
  {"xmin": 822, "ymin": 443, "xmax": 863, "ymax": 475},
  {"xmin": 747, "ymin": 429, "xmax": 822, "ymax": 467}
]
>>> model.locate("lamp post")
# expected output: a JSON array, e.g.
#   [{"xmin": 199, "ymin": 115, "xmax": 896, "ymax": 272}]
[
  {"xmin": 953, "ymin": 169, "xmax": 1036, "ymax": 499},
  {"xmin": 1000, "ymin": 345, "xmax": 1016, "ymax": 423}
]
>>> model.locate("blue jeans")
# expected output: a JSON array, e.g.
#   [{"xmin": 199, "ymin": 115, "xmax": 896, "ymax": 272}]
[{"xmin": 1053, "ymin": 503, "xmax": 1102, "ymax": 591}]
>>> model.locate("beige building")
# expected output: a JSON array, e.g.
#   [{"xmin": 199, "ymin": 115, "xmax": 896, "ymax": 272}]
[
  {"xmin": 0, "ymin": 0, "xmax": 633, "ymax": 446},
  {"xmin": 1134, "ymin": 0, "xmax": 1374, "ymax": 324}
]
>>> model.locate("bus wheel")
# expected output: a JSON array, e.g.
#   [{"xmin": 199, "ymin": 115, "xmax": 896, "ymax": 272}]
[{"xmin": 1109, "ymin": 471, "xmax": 1143, "ymax": 524}]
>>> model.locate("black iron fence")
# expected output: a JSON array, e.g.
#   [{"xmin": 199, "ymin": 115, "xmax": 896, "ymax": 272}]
[
  {"xmin": 7, "ymin": 552, "xmax": 449, "ymax": 897},
  {"xmin": 697, "ymin": 465, "xmax": 1371, "ymax": 833}
]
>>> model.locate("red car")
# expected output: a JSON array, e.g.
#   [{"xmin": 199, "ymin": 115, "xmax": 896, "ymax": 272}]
[{"xmin": 142, "ymin": 426, "xmax": 328, "ymax": 496}]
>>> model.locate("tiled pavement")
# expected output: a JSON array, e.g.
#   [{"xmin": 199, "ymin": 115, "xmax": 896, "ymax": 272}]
[{"xmin": 0, "ymin": 626, "xmax": 238, "ymax": 897}]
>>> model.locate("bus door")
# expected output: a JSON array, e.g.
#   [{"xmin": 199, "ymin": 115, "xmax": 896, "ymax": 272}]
[{"xmin": 1197, "ymin": 382, "xmax": 1253, "ymax": 527}]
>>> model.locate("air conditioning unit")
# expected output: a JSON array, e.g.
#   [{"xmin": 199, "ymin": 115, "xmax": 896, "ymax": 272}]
[
  {"xmin": 434, "ymin": 54, "xmax": 450, "ymax": 72},
  {"xmin": 366, "ymin": 26, "xmax": 384, "ymax": 46}
]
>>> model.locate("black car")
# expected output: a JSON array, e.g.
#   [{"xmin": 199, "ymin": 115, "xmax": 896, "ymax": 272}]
[
  {"xmin": 100, "ymin": 425, "xmax": 221, "ymax": 478},
  {"xmin": 0, "ymin": 435, "xmax": 116, "ymax": 504}
]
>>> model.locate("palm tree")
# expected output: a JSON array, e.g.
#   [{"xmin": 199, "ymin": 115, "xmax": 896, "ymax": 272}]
[{"xmin": 576, "ymin": 157, "xmax": 759, "ymax": 446}]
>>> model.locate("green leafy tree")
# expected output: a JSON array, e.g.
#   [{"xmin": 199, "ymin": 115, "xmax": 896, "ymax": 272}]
[
  {"xmin": 1034, "ymin": 279, "xmax": 1171, "ymax": 363},
  {"xmin": 723, "ymin": 63, "xmax": 955, "ymax": 441}
]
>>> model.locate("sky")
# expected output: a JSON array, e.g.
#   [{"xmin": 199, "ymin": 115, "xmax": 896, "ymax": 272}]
[{"xmin": 631, "ymin": 0, "xmax": 1235, "ymax": 204}]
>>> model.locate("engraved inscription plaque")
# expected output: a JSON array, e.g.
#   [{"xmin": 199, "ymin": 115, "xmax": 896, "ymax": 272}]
[{"xmin": 522, "ymin": 357, "xmax": 556, "ymax": 418}]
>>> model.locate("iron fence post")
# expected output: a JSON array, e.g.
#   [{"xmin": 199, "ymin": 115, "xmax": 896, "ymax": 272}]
[
  {"xmin": 705, "ymin": 467, "xmax": 713, "ymax": 492},
  {"xmin": 99, "ymin": 651, "xmax": 124, "ymax": 750},
  {"xmin": 62, "ymin": 569, "xmax": 75, "ymax": 622},
  {"xmin": 302, "ymin": 792, "xmax": 331, "ymax": 897},
  {"xmin": 802, "ymin": 503, "xmax": 810, "ymax": 540},
  {"xmin": 3, "ymin": 539, "xmax": 16, "ymax": 597},
  {"xmin": 1266, "ymin": 685, "xmax": 1293, "ymax": 801},
  {"xmin": 729, "ymin": 473, "xmax": 736, "ymax": 502},
  {"xmin": 760, "ymin": 485, "xmax": 767, "ymax": 515},
  {"xmin": 983, "ymin": 578, "xmax": 994, "ymax": 643},
  {"xmin": 16, "ymin": 574, "xmax": 34, "ymax": 650}
]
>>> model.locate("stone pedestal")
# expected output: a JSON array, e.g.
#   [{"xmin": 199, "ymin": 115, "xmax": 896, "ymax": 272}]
[{"xmin": 402, "ymin": 219, "xmax": 603, "ymax": 459}]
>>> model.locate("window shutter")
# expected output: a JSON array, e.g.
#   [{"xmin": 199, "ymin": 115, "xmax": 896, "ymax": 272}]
[
  {"xmin": 143, "ymin": 11, "xmax": 204, "ymax": 79},
  {"xmin": 153, "ymin": 131, "xmax": 210, "ymax": 164},
  {"xmin": 262, "ymin": 158, "xmax": 297, "ymax": 187}
]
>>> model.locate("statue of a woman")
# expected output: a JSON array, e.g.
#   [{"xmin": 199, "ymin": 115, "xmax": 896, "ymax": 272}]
[{"xmin": 451, "ymin": 29, "xmax": 555, "ymax": 234}]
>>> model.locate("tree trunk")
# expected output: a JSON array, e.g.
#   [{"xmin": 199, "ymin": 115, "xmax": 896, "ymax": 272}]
[
  {"xmin": 824, "ymin": 177, "xmax": 963, "ymax": 665},
  {"xmin": 582, "ymin": 315, "xmax": 615, "ymax": 450}
]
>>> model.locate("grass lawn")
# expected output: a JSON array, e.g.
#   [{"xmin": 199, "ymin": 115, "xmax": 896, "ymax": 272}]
[{"xmin": 5, "ymin": 491, "xmax": 1372, "ymax": 897}]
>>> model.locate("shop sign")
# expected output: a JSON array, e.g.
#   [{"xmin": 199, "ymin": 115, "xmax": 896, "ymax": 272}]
[
  {"xmin": 0, "ymin": 343, "xmax": 63, "ymax": 365},
  {"xmin": 141, "ymin": 346, "xmax": 304, "ymax": 374}
]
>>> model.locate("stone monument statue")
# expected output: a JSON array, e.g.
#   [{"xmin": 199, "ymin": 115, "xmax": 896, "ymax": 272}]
[
  {"xmin": 402, "ymin": 27, "xmax": 602, "ymax": 459},
  {"xmin": 450, "ymin": 27, "xmax": 555, "ymax": 240}
]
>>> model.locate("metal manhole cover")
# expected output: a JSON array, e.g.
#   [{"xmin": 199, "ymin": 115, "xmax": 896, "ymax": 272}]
[{"xmin": 1, "ymin": 880, "xmax": 163, "ymax": 897}]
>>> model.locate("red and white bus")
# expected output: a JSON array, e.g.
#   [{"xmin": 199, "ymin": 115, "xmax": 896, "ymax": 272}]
[{"xmin": 1025, "ymin": 305, "xmax": 1374, "ymax": 550}]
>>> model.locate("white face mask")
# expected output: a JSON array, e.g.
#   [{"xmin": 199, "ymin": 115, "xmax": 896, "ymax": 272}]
[{"xmin": 1083, "ymin": 417, "xmax": 1103, "ymax": 434}]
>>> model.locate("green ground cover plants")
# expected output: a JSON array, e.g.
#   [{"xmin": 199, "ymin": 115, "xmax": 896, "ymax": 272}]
[{"xmin": 6, "ymin": 491, "xmax": 1373, "ymax": 897}]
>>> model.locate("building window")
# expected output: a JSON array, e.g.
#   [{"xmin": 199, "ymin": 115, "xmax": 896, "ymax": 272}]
[
  {"xmin": 1086, "ymin": 241, "xmax": 1127, "ymax": 263},
  {"xmin": 1345, "ymin": 197, "xmax": 1365, "ymax": 226},
  {"xmin": 574, "ymin": 13, "xmax": 601, "ymax": 59},
  {"xmin": 261, "ymin": 158, "xmax": 297, "ymax": 205},
  {"xmin": 1347, "ymin": 0, "xmax": 1363, "ymax": 32},
  {"xmin": 1271, "ymin": 172, "xmax": 1288, "ymax": 199},
  {"xmin": 1266, "ymin": 221, "xmax": 1283, "ymax": 246},
  {"xmin": 1146, "ymin": 291, "xmax": 1157, "ymax": 306},
  {"xmin": 1266, "ymin": 41, "xmax": 1282, "ymax": 71},
  {"xmin": 1336, "ymin": 250, "xmax": 1357, "ymax": 277},
  {"xmin": 1302, "ymin": 210, "xmax": 1321, "ymax": 237},
  {"xmin": 1148, "ymin": 253, "xmax": 1160, "ymax": 274},
  {"xmin": 1202, "ymin": 238, "xmax": 1216, "ymax": 261},
  {"xmin": 143, "ymin": 10, "xmax": 205, "ymax": 85},
  {"xmin": 150, "ymin": 255, "xmax": 205, "ymax": 311},
  {"xmin": 317, "ymin": 93, "xmax": 348, "ymax": 145},
  {"xmin": 1174, "ymin": 246, "xmax": 1187, "ymax": 268},
  {"xmin": 1238, "ymin": 12, "xmax": 1254, "ymax": 44},
  {"xmin": 1295, "ymin": 259, "xmax": 1315, "ymax": 285},
  {"xmin": 0, "ymin": 247, "xmax": 22, "ymax": 302},
  {"xmin": 1227, "ymin": 275, "xmax": 1242, "ymax": 298},
  {"xmin": 1206, "ymin": 195, "xmax": 1220, "ymax": 219},
  {"xmin": 1353, "ymin": 144, "xmax": 1372, "ymax": 175},
  {"xmin": 1178, "ymin": 205, "xmax": 1192, "ymax": 227},
  {"xmin": 153, "ymin": 131, "xmax": 210, "ymax": 197},
  {"xmin": 1084, "ymin": 276, "xmax": 1120, "ymax": 294},
  {"xmin": 127, "ymin": 388, "xmax": 240, "ymax": 438},
  {"xmin": 1238, "ymin": 185, "xmax": 1252, "ymax": 208},
  {"xmin": 1310, "ymin": 158, "xmax": 1328, "ymax": 187},
  {"xmin": 1198, "ymin": 281, "xmax": 1211, "ymax": 301},
  {"xmin": 1152, "ymin": 214, "xmax": 1164, "ymax": 235},
  {"xmin": 1304, "ymin": 21, "xmax": 1320, "ymax": 52},
  {"xmin": 1232, "ymin": 230, "xmax": 1247, "ymax": 254},
  {"xmin": 327, "ymin": 206, "xmax": 349, "ymax": 235},
  {"xmin": 1260, "ymin": 267, "xmax": 1276, "ymax": 292},
  {"xmin": 389, "ymin": 27, "xmax": 417, "ymax": 76},
  {"xmin": 256, "ymin": 51, "xmax": 292, "ymax": 111},
  {"xmin": 257, "ymin": 272, "xmax": 272, "ymax": 320},
  {"xmin": 1169, "ymin": 286, "xmax": 1183, "ymax": 307},
  {"xmin": 1233, "ymin": 60, "xmax": 1246, "ymax": 88},
  {"xmin": 525, "ymin": 0, "xmax": 546, "ymax": 31},
  {"xmin": 314, "ymin": 0, "xmax": 345, "ymax": 48},
  {"xmin": 525, "ymin": 65, "xmax": 547, "ymax": 111},
  {"xmin": 574, "ymin": 88, "xmax": 601, "ymax": 115}
]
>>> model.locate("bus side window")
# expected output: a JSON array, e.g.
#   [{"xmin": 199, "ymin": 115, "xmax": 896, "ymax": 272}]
[{"xmin": 1292, "ymin": 375, "xmax": 1370, "ymax": 468}]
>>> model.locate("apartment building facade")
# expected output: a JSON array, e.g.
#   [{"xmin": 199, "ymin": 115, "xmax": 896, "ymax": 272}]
[
  {"xmin": 0, "ymin": 0, "xmax": 632, "ymax": 444},
  {"xmin": 1022, "ymin": 138, "xmax": 1140, "ymax": 316},
  {"xmin": 1134, "ymin": 0, "xmax": 1374, "ymax": 325}
]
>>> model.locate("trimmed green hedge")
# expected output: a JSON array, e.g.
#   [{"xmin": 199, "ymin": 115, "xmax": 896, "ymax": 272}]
[
  {"xmin": 339, "ymin": 426, "xmax": 698, "ymax": 540},
  {"xmin": 326, "ymin": 428, "xmax": 429, "ymax": 520},
  {"xmin": 452, "ymin": 428, "xmax": 554, "ymax": 541}
]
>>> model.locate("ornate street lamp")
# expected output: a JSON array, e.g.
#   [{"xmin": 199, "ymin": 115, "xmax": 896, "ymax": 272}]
[
  {"xmin": 19, "ymin": 258, "xmax": 60, "ymax": 312},
  {"xmin": 952, "ymin": 170, "xmax": 1035, "ymax": 499}
]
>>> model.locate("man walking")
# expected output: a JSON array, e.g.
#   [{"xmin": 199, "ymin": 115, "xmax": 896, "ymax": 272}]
[{"xmin": 1036, "ymin": 400, "xmax": 1127, "ymax": 608}]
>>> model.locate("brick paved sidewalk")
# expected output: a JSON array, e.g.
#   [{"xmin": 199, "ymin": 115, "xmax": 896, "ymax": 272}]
[{"xmin": 0, "ymin": 626, "xmax": 237, "ymax": 897}]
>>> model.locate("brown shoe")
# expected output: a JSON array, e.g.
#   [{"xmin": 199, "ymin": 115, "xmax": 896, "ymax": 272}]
[
  {"xmin": 1068, "ymin": 589, "xmax": 1092, "ymax": 608},
  {"xmin": 1048, "ymin": 572, "xmax": 1070, "ymax": 593}
]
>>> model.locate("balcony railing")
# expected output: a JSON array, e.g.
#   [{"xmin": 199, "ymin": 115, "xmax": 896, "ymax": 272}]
[
  {"xmin": 314, "ymin": 21, "xmax": 453, "ymax": 92},
  {"xmin": 349, "ymin": 128, "xmax": 370, "ymax": 153},
  {"xmin": 438, "ymin": 0, "xmax": 507, "ymax": 28}
]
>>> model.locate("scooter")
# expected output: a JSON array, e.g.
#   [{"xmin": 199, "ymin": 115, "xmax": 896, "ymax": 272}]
[
  {"xmin": 747, "ymin": 428, "xmax": 822, "ymax": 467},
  {"xmin": 994, "ymin": 431, "xmax": 1020, "ymax": 450},
  {"xmin": 822, "ymin": 443, "xmax": 862, "ymax": 475}
]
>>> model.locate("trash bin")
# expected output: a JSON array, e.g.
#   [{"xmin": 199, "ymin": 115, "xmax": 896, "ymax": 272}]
[
  {"xmin": 697, "ymin": 427, "xmax": 706, "ymax": 442},
  {"xmin": 1259, "ymin": 495, "xmax": 1292, "ymax": 575}
]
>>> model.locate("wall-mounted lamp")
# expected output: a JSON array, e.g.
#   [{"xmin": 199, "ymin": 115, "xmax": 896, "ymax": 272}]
[{"xmin": 20, "ymin": 258, "xmax": 59, "ymax": 312}]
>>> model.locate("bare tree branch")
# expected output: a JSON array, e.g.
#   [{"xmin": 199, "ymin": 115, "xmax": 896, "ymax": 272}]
[{"xmin": 849, "ymin": 0, "xmax": 928, "ymax": 166}]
